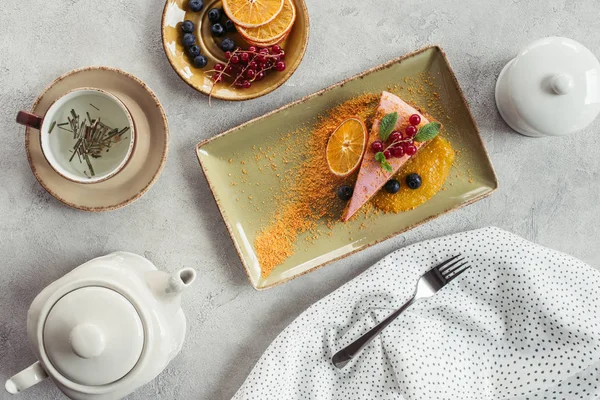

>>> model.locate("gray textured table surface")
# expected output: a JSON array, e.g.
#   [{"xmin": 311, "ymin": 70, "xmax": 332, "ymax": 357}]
[{"xmin": 1, "ymin": 0, "xmax": 600, "ymax": 399}]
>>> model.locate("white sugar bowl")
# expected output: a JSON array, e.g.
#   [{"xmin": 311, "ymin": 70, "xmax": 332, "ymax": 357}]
[
  {"xmin": 496, "ymin": 37, "xmax": 600, "ymax": 137},
  {"xmin": 5, "ymin": 252, "xmax": 196, "ymax": 399}
]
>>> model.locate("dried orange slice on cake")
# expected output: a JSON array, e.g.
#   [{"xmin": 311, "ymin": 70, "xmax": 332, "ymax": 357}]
[
  {"xmin": 326, "ymin": 117, "xmax": 367, "ymax": 177},
  {"xmin": 222, "ymin": 0, "xmax": 285, "ymax": 28},
  {"xmin": 237, "ymin": 0, "xmax": 296, "ymax": 45}
]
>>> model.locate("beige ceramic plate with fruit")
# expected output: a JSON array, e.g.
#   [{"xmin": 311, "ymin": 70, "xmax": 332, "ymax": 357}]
[
  {"xmin": 161, "ymin": 0, "xmax": 309, "ymax": 101},
  {"xmin": 197, "ymin": 46, "xmax": 498, "ymax": 290}
]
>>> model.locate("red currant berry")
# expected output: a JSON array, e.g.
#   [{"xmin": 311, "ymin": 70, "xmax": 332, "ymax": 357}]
[
  {"xmin": 278, "ymin": 50, "xmax": 286, "ymax": 60},
  {"xmin": 213, "ymin": 75, "xmax": 222, "ymax": 82},
  {"xmin": 248, "ymin": 46, "xmax": 257, "ymax": 53},
  {"xmin": 248, "ymin": 61, "xmax": 258, "ymax": 70},
  {"xmin": 371, "ymin": 140, "xmax": 384, "ymax": 152},
  {"xmin": 214, "ymin": 63, "xmax": 224, "ymax": 71},
  {"xmin": 389, "ymin": 131, "xmax": 402, "ymax": 143},
  {"xmin": 409, "ymin": 114, "xmax": 421, "ymax": 126},
  {"xmin": 224, "ymin": 65, "xmax": 233, "ymax": 73},
  {"xmin": 225, "ymin": 51, "xmax": 232, "ymax": 60},
  {"xmin": 259, "ymin": 48, "xmax": 269, "ymax": 55},
  {"xmin": 240, "ymin": 52, "xmax": 250, "ymax": 62},
  {"xmin": 242, "ymin": 80, "xmax": 251, "ymax": 89},
  {"xmin": 405, "ymin": 144, "xmax": 417, "ymax": 156},
  {"xmin": 272, "ymin": 44, "xmax": 281, "ymax": 53},
  {"xmin": 275, "ymin": 61, "xmax": 286, "ymax": 71},
  {"xmin": 391, "ymin": 146, "xmax": 405, "ymax": 158},
  {"xmin": 234, "ymin": 80, "xmax": 244, "ymax": 88},
  {"xmin": 255, "ymin": 71, "xmax": 265, "ymax": 81},
  {"xmin": 259, "ymin": 62, "xmax": 269, "ymax": 70},
  {"xmin": 383, "ymin": 150, "xmax": 392, "ymax": 159},
  {"xmin": 231, "ymin": 55, "xmax": 240, "ymax": 64},
  {"xmin": 246, "ymin": 69, "xmax": 256, "ymax": 79},
  {"xmin": 257, "ymin": 54, "xmax": 267, "ymax": 63},
  {"xmin": 405, "ymin": 125, "xmax": 417, "ymax": 137}
]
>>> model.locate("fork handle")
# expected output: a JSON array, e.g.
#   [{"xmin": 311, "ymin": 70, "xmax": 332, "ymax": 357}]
[{"xmin": 332, "ymin": 296, "xmax": 416, "ymax": 369}]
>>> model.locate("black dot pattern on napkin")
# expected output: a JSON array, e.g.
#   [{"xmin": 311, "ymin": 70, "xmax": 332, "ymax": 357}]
[{"xmin": 233, "ymin": 227, "xmax": 600, "ymax": 400}]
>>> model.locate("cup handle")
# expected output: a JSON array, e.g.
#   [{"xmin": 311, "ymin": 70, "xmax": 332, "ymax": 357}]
[
  {"xmin": 5, "ymin": 361, "xmax": 49, "ymax": 394},
  {"xmin": 16, "ymin": 111, "xmax": 43, "ymax": 130}
]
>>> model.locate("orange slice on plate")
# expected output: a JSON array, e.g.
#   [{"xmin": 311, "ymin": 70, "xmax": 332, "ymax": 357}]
[
  {"xmin": 243, "ymin": 31, "xmax": 290, "ymax": 47},
  {"xmin": 222, "ymin": 0, "xmax": 285, "ymax": 28},
  {"xmin": 237, "ymin": 0, "xmax": 296, "ymax": 44},
  {"xmin": 326, "ymin": 117, "xmax": 367, "ymax": 177}
]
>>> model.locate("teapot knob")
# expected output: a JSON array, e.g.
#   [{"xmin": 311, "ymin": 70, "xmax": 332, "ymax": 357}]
[
  {"xmin": 69, "ymin": 324, "xmax": 106, "ymax": 359},
  {"xmin": 551, "ymin": 73, "xmax": 574, "ymax": 95}
]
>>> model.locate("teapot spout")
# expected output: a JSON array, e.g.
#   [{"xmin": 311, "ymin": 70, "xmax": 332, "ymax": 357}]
[
  {"xmin": 166, "ymin": 268, "xmax": 197, "ymax": 295},
  {"xmin": 146, "ymin": 267, "xmax": 197, "ymax": 308}
]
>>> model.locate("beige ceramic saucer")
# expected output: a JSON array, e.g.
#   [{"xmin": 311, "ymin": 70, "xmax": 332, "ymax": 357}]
[
  {"xmin": 25, "ymin": 66, "xmax": 169, "ymax": 212},
  {"xmin": 161, "ymin": 0, "xmax": 309, "ymax": 101}
]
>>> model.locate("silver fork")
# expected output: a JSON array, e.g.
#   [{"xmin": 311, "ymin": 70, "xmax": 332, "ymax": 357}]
[{"xmin": 332, "ymin": 255, "xmax": 470, "ymax": 369}]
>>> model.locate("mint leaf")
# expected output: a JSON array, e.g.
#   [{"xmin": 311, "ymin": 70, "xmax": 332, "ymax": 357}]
[
  {"xmin": 414, "ymin": 122, "xmax": 441, "ymax": 142},
  {"xmin": 375, "ymin": 152, "xmax": 393, "ymax": 172},
  {"xmin": 379, "ymin": 112, "xmax": 398, "ymax": 142},
  {"xmin": 381, "ymin": 161, "xmax": 393, "ymax": 173}
]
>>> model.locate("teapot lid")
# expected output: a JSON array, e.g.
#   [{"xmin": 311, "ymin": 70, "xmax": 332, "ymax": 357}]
[
  {"xmin": 508, "ymin": 37, "xmax": 600, "ymax": 136},
  {"xmin": 43, "ymin": 287, "xmax": 144, "ymax": 386}
]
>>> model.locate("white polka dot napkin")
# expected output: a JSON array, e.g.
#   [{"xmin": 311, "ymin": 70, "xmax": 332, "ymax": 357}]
[{"xmin": 233, "ymin": 227, "xmax": 600, "ymax": 400}]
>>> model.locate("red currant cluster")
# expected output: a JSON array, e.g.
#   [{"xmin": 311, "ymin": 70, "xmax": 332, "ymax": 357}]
[
  {"xmin": 210, "ymin": 45, "xmax": 287, "ymax": 89},
  {"xmin": 371, "ymin": 114, "xmax": 422, "ymax": 159}
]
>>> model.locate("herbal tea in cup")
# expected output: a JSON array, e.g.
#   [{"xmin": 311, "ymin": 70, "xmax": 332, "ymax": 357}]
[{"xmin": 17, "ymin": 88, "xmax": 135, "ymax": 184}]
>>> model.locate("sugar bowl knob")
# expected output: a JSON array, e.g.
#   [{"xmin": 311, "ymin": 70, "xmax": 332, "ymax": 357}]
[{"xmin": 550, "ymin": 73, "xmax": 574, "ymax": 95}]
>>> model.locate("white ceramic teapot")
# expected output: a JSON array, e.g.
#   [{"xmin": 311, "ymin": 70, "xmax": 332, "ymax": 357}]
[{"xmin": 5, "ymin": 252, "xmax": 196, "ymax": 399}]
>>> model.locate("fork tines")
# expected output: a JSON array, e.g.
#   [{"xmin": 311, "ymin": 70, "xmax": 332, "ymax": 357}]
[{"xmin": 436, "ymin": 254, "xmax": 470, "ymax": 281}]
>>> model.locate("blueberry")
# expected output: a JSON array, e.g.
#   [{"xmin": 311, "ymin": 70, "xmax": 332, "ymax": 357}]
[
  {"xmin": 220, "ymin": 38, "xmax": 236, "ymax": 52},
  {"xmin": 384, "ymin": 179, "xmax": 401, "ymax": 194},
  {"xmin": 181, "ymin": 20, "xmax": 195, "ymax": 33},
  {"xmin": 208, "ymin": 8, "xmax": 222, "ymax": 22},
  {"xmin": 211, "ymin": 23, "xmax": 225, "ymax": 37},
  {"xmin": 182, "ymin": 33, "xmax": 196, "ymax": 47},
  {"xmin": 225, "ymin": 19, "xmax": 236, "ymax": 32},
  {"xmin": 189, "ymin": 0, "xmax": 204, "ymax": 12},
  {"xmin": 406, "ymin": 173, "xmax": 422, "ymax": 190},
  {"xmin": 187, "ymin": 44, "xmax": 201, "ymax": 58},
  {"xmin": 193, "ymin": 55, "xmax": 208, "ymax": 68},
  {"xmin": 337, "ymin": 185, "xmax": 353, "ymax": 201}
]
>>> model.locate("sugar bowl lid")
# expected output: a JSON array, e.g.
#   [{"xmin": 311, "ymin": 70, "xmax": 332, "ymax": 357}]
[
  {"xmin": 42, "ymin": 286, "xmax": 144, "ymax": 386},
  {"xmin": 508, "ymin": 37, "xmax": 600, "ymax": 136}
]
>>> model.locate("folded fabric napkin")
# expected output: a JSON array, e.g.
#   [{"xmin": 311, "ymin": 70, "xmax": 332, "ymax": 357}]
[{"xmin": 233, "ymin": 227, "xmax": 600, "ymax": 400}]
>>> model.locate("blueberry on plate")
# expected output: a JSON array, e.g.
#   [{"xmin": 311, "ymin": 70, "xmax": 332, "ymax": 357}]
[
  {"xmin": 384, "ymin": 179, "xmax": 401, "ymax": 194},
  {"xmin": 220, "ymin": 38, "xmax": 236, "ymax": 52},
  {"xmin": 187, "ymin": 44, "xmax": 201, "ymax": 58},
  {"xmin": 182, "ymin": 33, "xmax": 196, "ymax": 47},
  {"xmin": 337, "ymin": 185, "xmax": 353, "ymax": 201},
  {"xmin": 208, "ymin": 8, "xmax": 221, "ymax": 22},
  {"xmin": 406, "ymin": 173, "xmax": 422, "ymax": 189},
  {"xmin": 189, "ymin": 0, "xmax": 204, "ymax": 12},
  {"xmin": 181, "ymin": 20, "xmax": 195, "ymax": 33},
  {"xmin": 225, "ymin": 19, "xmax": 236, "ymax": 32},
  {"xmin": 193, "ymin": 55, "xmax": 208, "ymax": 68},
  {"xmin": 211, "ymin": 23, "xmax": 225, "ymax": 37}
]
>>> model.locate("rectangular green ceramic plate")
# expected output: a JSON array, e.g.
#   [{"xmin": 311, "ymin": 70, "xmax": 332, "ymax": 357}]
[{"xmin": 197, "ymin": 46, "xmax": 498, "ymax": 290}]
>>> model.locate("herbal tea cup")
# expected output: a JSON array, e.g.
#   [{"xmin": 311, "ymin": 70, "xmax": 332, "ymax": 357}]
[{"xmin": 17, "ymin": 88, "xmax": 136, "ymax": 184}]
